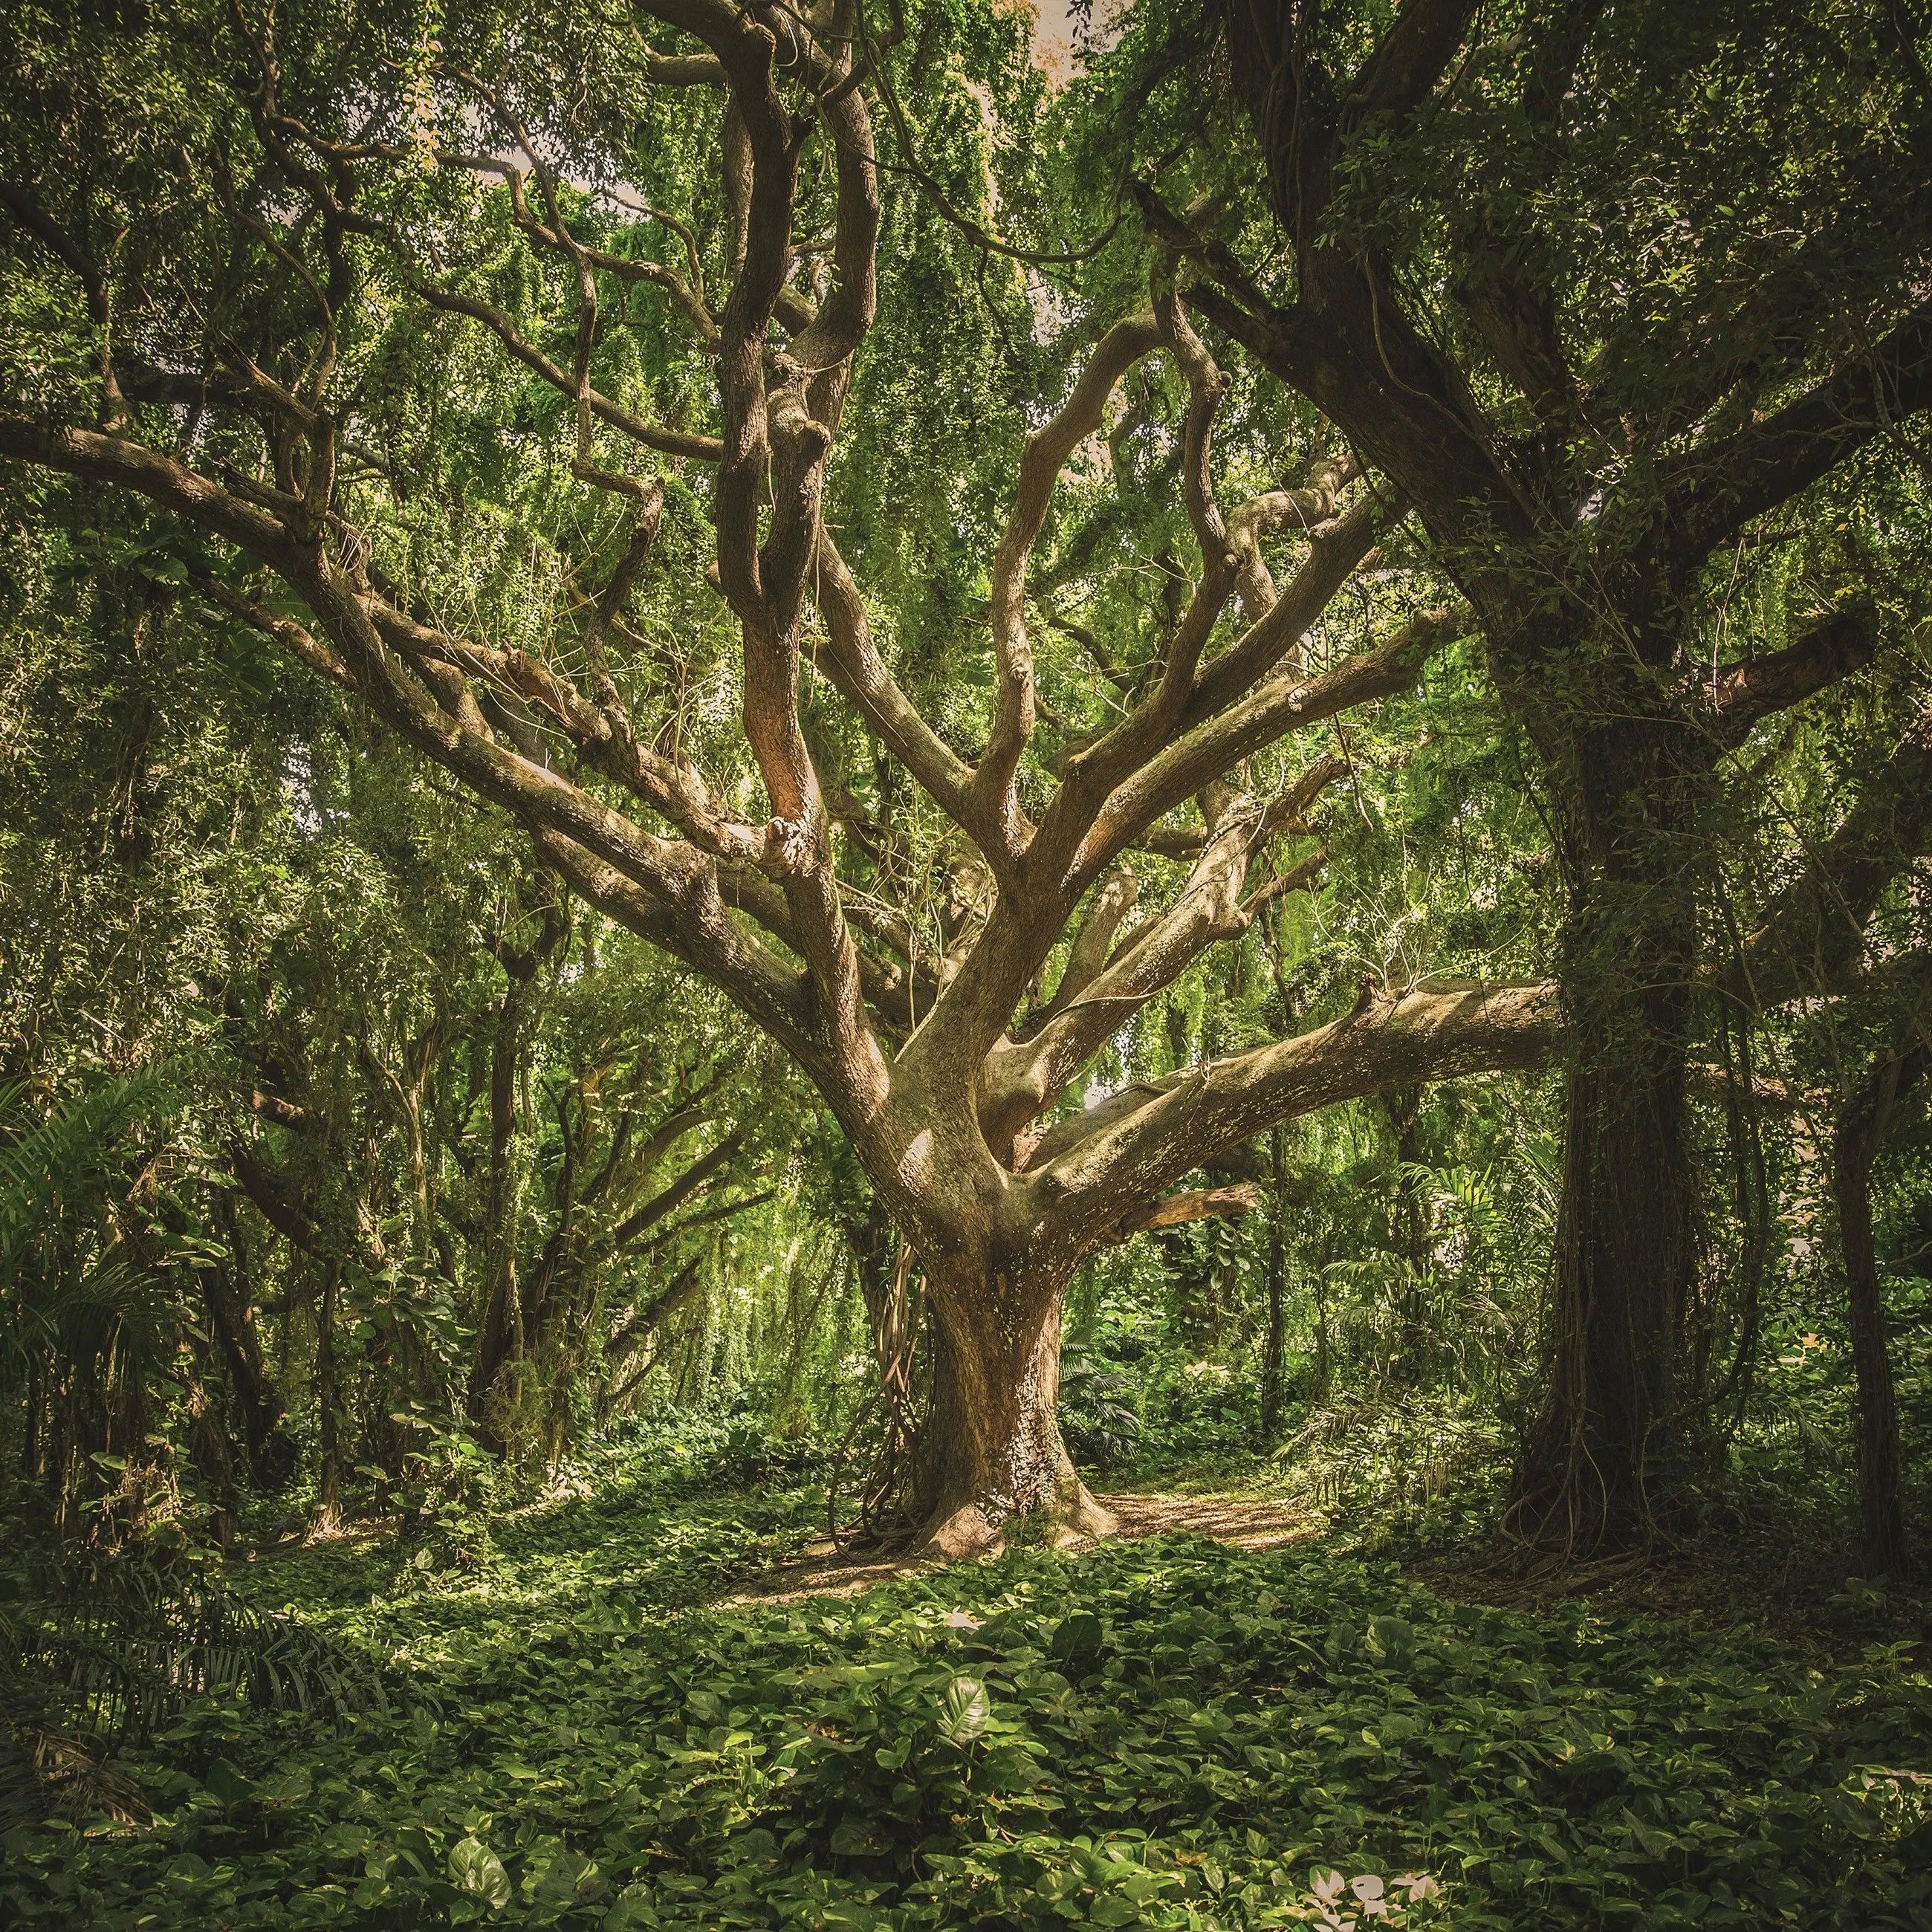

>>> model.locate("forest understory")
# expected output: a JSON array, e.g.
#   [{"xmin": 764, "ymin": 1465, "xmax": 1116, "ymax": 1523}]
[
  {"xmin": 6, "ymin": 1387, "xmax": 1932, "ymax": 1931},
  {"xmin": 8, "ymin": 0, "xmax": 1932, "ymax": 1924}
]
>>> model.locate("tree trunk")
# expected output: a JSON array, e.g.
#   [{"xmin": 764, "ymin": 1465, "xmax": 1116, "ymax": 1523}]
[
  {"xmin": 1514, "ymin": 723, "xmax": 1703, "ymax": 1554},
  {"xmin": 467, "ymin": 992, "xmax": 528, "ymax": 1442},
  {"xmin": 1260, "ymin": 1128, "xmax": 1288, "ymax": 1437},
  {"xmin": 915, "ymin": 1263, "xmax": 1115, "ymax": 1556},
  {"xmin": 204, "ymin": 1210, "xmax": 297, "ymax": 1491},
  {"xmin": 1382, "ymin": 1087, "xmax": 1429, "ymax": 1385},
  {"xmin": 1831, "ymin": 1041, "xmax": 1925, "ymax": 1578},
  {"xmin": 1521, "ymin": 1046, "xmax": 1695, "ymax": 1549},
  {"xmin": 182, "ymin": 1347, "xmax": 239, "ymax": 1549},
  {"xmin": 313, "ymin": 1261, "xmax": 342, "ymax": 1533}
]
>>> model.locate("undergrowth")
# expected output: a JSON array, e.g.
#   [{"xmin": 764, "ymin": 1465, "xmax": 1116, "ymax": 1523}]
[{"xmin": 3, "ymin": 1441, "xmax": 1929, "ymax": 1931}]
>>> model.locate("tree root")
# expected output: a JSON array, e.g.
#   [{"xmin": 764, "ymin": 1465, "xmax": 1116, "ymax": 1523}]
[{"xmin": 912, "ymin": 1477, "xmax": 1119, "ymax": 1560}]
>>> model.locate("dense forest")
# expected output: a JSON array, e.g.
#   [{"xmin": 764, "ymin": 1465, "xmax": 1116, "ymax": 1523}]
[{"xmin": 3, "ymin": 0, "xmax": 1931, "ymax": 1924}]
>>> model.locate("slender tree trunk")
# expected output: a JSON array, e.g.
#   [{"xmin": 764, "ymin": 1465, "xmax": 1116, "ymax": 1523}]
[
  {"xmin": 182, "ymin": 1346, "xmax": 239, "ymax": 1549},
  {"xmin": 467, "ymin": 993, "xmax": 527, "ymax": 1441},
  {"xmin": 915, "ymin": 1262, "xmax": 1115, "ymax": 1556},
  {"xmin": 1260, "ymin": 1127, "xmax": 1288, "ymax": 1438},
  {"xmin": 1382, "ymin": 1087, "xmax": 1429, "ymax": 1384},
  {"xmin": 19, "ymin": 1361, "xmax": 41, "ymax": 1482},
  {"xmin": 204, "ymin": 1213, "xmax": 297, "ymax": 1491},
  {"xmin": 1831, "ymin": 1041, "xmax": 1926, "ymax": 1578},
  {"xmin": 1312, "ymin": 1240, "xmax": 1332, "ymax": 1401},
  {"xmin": 313, "ymin": 1261, "xmax": 342, "ymax": 1533}
]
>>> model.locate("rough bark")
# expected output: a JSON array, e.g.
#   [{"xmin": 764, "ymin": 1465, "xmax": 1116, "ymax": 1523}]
[
  {"xmin": 915, "ymin": 1260, "xmax": 1115, "ymax": 1555},
  {"xmin": 1510, "ymin": 719, "xmax": 1706, "ymax": 1549},
  {"xmin": 1830, "ymin": 1038, "xmax": 1928, "ymax": 1578}
]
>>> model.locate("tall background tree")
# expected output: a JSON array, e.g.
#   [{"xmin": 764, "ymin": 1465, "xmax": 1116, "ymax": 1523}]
[{"xmin": 1106, "ymin": 0, "xmax": 1932, "ymax": 1546}]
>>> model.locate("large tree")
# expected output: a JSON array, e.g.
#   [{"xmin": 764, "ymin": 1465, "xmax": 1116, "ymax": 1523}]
[
  {"xmin": 3, "ymin": 0, "xmax": 1922, "ymax": 1552},
  {"xmin": 1100, "ymin": 0, "xmax": 1932, "ymax": 1546}
]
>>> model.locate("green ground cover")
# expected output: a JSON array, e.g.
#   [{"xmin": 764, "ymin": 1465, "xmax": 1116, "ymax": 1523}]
[{"xmin": 5, "ymin": 1437, "xmax": 1930, "ymax": 1932}]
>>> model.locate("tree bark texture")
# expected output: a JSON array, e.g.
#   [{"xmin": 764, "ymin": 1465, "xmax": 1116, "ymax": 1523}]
[
  {"xmin": 915, "ymin": 1261, "xmax": 1115, "ymax": 1555},
  {"xmin": 1831, "ymin": 1039, "xmax": 1928, "ymax": 1577},
  {"xmin": 1513, "ymin": 722, "xmax": 1704, "ymax": 1551}
]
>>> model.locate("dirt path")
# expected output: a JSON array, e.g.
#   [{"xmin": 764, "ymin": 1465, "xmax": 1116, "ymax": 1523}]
[{"xmin": 732, "ymin": 1488, "xmax": 1312, "ymax": 1607}]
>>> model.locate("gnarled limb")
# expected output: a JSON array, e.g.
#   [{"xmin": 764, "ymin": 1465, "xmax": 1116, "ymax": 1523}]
[
  {"xmin": 1017, "ymin": 978, "xmax": 1560, "ymax": 1266},
  {"xmin": 1673, "ymin": 297, "xmax": 1932, "ymax": 565},
  {"xmin": 976, "ymin": 314, "xmax": 1162, "ymax": 839}
]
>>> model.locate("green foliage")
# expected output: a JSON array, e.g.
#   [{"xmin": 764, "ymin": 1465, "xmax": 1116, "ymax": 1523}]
[
  {"xmin": 3, "ymin": 1552, "xmax": 383, "ymax": 1748},
  {"xmin": 1, "ymin": 0, "xmax": 1931, "ymax": 1918},
  {"xmin": 2, "ymin": 1469, "xmax": 1927, "ymax": 1930},
  {"xmin": 1059, "ymin": 1342, "xmax": 1146, "ymax": 1472}
]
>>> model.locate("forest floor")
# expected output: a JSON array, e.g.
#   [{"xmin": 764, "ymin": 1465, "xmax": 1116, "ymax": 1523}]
[
  {"xmin": 736, "ymin": 1467, "xmax": 1931, "ymax": 1662},
  {"xmin": 7, "ymin": 1443, "xmax": 1932, "ymax": 1931},
  {"xmin": 738, "ymin": 1488, "xmax": 1313, "ymax": 1606}
]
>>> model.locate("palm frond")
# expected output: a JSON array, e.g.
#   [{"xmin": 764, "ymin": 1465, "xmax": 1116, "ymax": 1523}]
[
  {"xmin": 5, "ymin": 1555, "xmax": 385, "ymax": 1751},
  {"xmin": 0, "ymin": 1072, "xmax": 164, "ymax": 1274}
]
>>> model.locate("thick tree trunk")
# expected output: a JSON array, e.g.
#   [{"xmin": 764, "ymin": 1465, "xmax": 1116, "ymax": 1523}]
[
  {"xmin": 915, "ymin": 1264, "xmax": 1115, "ymax": 1556},
  {"xmin": 1514, "ymin": 724, "xmax": 1703, "ymax": 1554},
  {"xmin": 1519, "ymin": 1044, "xmax": 1696, "ymax": 1549}
]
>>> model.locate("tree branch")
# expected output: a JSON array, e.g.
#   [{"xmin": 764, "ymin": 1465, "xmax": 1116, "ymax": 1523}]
[
  {"xmin": 976, "ymin": 313, "xmax": 1163, "ymax": 838},
  {"xmin": 1690, "ymin": 606, "xmax": 1875, "ymax": 751},
  {"xmin": 1342, "ymin": 0, "xmax": 1482, "ymax": 131},
  {"xmin": 1720, "ymin": 699, "xmax": 1932, "ymax": 1011},
  {"xmin": 1018, "ymin": 977, "xmax": 1560, "ymax": 1260},
  {"xmin": 1101, "ymin": 1182, "xmax": 1262, "ymax": 1244},
  {"xmin": 1675, "ymin": 296, "xmax": 1932, "ymax": 562}
]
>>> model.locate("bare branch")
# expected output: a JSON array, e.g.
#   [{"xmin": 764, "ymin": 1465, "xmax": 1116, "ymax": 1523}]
[
  {"xmin": 415, "ymin": 282, "xmax": 722, "ymax": 461},
  {"xmin": 1689, "ymin": 606, "xmax": 1875, "ymax": 749},
  {"xmin": 1721, "ymin": 698, "xmax": 1932, "ymax": 1011},
  {"xmin": 1019, "ymin": 976, "xmax": 1560, "ymax": 1260},
  {"xmin": 1342, "ymin": 0, "xmax": 1483, "ymax": 131},
  {"xmin": 808, "ymin": 530, "xmax": 979, "ymax": 834},
  {"xmin": 976, "ymin": 313, "xmax": 1163, "ymax": 835},
  {"xmin": 1071, "ymin": 607, "xmax": 1460, "ymax": 889},
  {"xmin": 985, "ymin": 785, "xmax": 1296, "ymax": 1145},
  {"xmin": 1101, "ymin": 1182, "xmax": 1262, "ymax": 1244}
]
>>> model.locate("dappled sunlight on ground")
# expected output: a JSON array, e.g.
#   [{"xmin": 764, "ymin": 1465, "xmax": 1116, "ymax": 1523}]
[
  {"xmin": 733, "ymin": 1488, "xmax": 1312, "ymax": 1605},
  {"xmin": 1100, "ymin": 1489, "xmax": 1312, "ymax": 1549}
]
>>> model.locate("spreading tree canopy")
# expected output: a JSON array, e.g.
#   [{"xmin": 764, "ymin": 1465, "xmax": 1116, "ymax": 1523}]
[{"xmin": 2, "ymin": 0, "xmax": 1928, "ymax": 1550}]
